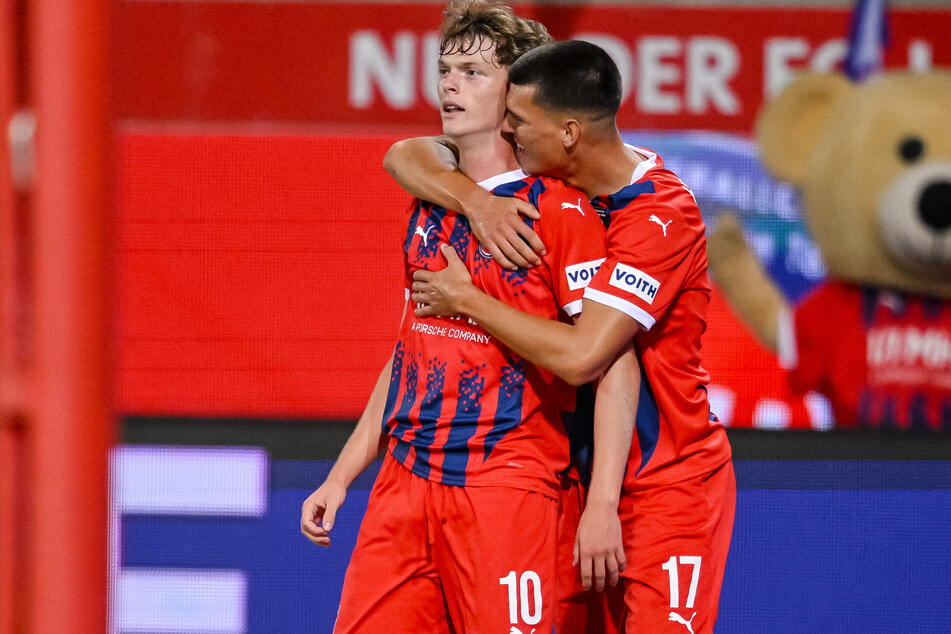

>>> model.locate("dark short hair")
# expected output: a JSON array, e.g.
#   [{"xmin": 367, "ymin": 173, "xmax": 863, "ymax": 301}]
[
  {"xmin": 439, "ymin": 0, "xmax": 552, "ymax": 67},
  {"xmin": 508, "ymin": 40, "xmax": 622, "ymax": 120}
]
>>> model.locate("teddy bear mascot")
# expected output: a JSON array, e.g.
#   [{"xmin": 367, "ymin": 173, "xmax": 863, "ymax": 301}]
[{"xmin": 707, "ymin": 66, "xmax": 951, "ymax": 430}]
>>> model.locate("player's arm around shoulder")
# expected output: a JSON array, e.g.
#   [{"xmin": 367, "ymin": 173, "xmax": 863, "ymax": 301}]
[
  {"xmin": 383, "ymin": 135, "xmax": 544, "ymax": 269},
  {"xmin": 383, "ymin": 135, "xmax": 460, "ymax": 191}
]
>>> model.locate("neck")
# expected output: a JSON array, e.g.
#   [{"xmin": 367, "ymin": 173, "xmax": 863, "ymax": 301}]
[
  {"xmin": 563, "ymin": 128, "xmax": 642, "ymax": 199},
  {"xmin": 452, "ymin": 130, "xmax": 520, "ymax": 183}
]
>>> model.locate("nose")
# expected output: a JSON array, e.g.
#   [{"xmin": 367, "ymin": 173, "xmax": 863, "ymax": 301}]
[
  {"xmin": 501, "ymin": 115, "xmax": 514, "ymax": 135},
  {"xmin": 919, "ymin": 181, "xmax": 951, "ymax": 233},
  {"xmin": 439, "ymin": 69, "xmax": 459, "ymax": 95}
]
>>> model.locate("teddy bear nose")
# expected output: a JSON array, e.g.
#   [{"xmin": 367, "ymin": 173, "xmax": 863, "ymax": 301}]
[{"xmin": 919, "ymin": 181, "xmax": 951, "ymax": 233}]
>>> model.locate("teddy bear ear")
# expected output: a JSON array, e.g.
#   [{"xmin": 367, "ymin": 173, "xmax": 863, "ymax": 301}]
[{"xmin": 755, "ymin": 73, "xmax": 853, "ymax": 185}]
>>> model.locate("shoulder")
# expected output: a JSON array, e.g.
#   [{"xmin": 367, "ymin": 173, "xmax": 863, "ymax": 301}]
[
  {"xmin": 491, "ymin": 174, "xmax": 536, "ymax": 200},
  {"xmin": 644, "ymin": 168, "xmax": 696, "ymax": 207},
  {"xmin": 531, "ymin": 177, "xmax": 588, "ymax": 209},
  {"xmin": 626, "ymin": 146, "xmax": 696, "ymax": 213}
]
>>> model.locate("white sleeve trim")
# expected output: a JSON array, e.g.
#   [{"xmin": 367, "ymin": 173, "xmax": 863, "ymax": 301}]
[
  {"xmin": 563, "ymin": 299, "xmax": 583, "ymax": 317},
  {"xmin": 776, "ymin": 303, "xmax": 798, "ymax": 370},
  {"xmin": 583, "ymin": 287, "xmax": 655, "ymax": 330}
]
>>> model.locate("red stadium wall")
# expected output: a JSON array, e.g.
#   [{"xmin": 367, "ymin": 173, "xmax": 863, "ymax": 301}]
[
  {"xmin": 112, "ymin": 3, "xmax": 951, "ymax": 427},
  {"xmin": 114, "ymin": 129, "xmax": 811, "ymax": 426},
  {"xmin": 115, "ymin": 130, "xmax": 409, "ymax": 418}
]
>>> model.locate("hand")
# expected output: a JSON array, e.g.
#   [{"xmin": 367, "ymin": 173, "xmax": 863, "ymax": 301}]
[
  {"xmin": 301, "ymin": 480, "xmax": 347, "ymax": 547},
  {"xmin": 412, "ymin": 244, "xmax": 475, "ymax": 318},
  {"xmin": 706, "ymin": 212, "xmax": 748, "ymax": 269},
  {"xmin": 573, "ymin": 501, "xmax": 626, "ymax": 592},
  {"xmin": 467, "ymin": 196, "xmax": 545, "ymax": 270}
]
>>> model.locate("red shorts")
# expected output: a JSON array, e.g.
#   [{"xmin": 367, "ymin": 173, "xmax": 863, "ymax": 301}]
[
  {"xmin": 334, "ymin": 453, "xmax": 559, "ymax": 634},
  {"xmin": 555, "ymin": 476, "xmax": 624, "ymax": 634},
  {"xmin": 614, "ymin": 460, "xmax": 736, "ymax": 634}
]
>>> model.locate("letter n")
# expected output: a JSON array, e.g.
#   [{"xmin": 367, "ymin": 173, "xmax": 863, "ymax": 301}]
[{"xmin": 349, "ymin": 31, "xmax": 416, "ymax": 109}]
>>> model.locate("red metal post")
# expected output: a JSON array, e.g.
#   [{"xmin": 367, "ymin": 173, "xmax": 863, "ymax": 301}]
[
  {"xmin": 1, "ymin": 1, "xmax": 24, "ymax": 632},
  {"xmin": 27, "ymin": 0, "xmax": 113, "ymax": 632}
]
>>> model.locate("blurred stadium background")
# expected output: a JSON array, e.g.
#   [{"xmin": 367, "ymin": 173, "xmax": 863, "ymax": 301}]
[{"xmin": 1, "ymin": 0, "xmax": 950, "ymax": 632}]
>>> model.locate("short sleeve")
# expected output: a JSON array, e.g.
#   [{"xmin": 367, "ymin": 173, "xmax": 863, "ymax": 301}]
[
  {"xmin": 584, "ymin": 177, "xmax": 705, "ymax": 330},
  {"xmin": 534, "ymin": 181, "xmax": 608, "ymax": 318},
  {"xmin": 402, "ymin": 198, "xmax": 425, "ymax": 291}
]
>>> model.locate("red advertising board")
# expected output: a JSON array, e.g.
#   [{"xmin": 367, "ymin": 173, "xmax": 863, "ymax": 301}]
[{"xmin": 115, "ymin": 2, "xmax": 951, "ymax": 133}]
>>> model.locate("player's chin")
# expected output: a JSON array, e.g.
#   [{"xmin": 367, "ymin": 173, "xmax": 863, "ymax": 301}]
[
  {"xmin": 440, "ymin": 118, "xmax": 466, "ymax": 138},
  {"xmin": 514, "ymin": 153, "xmax": 538, "ymax": 176},
  {"xmin": 516, "ymin": 161, "xmax": 538, "ymax": 177}
]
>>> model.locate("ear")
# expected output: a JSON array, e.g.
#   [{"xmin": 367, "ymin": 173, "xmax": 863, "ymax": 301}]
[
  {"xmin": 755, "ymin": 73, "xmax": 853, "ymax": 185},
  {"xmin": 563, "ymin": 118, "xmax": 581, "ymax": 150}
]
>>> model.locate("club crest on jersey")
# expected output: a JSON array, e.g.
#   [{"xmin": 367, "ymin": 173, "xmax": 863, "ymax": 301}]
[
  {"xmin": 565, "ymin": 258, "xmax": 605, "ymax": 291},
  {"xmin": 609, "ymin": 262, "xmax": 660, "ymax": 304}
]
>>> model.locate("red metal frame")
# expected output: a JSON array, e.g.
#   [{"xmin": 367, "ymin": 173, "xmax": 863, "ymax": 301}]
[
  {"xmin": 1, "ymin": 2, "xmax": 24, "ymax": 631},
  {"xmin": 1, "ymin": 1, "xmax": 113, "ymax": 632}
]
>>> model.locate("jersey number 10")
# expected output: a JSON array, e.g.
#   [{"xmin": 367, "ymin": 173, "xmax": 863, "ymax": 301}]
[{"xmin": 499, "ymin": 570, "xmax": 542, "ymax": 626}]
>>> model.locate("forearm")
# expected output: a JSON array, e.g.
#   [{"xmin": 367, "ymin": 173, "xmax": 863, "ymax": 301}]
[
  {"xmin": 323, "ymin": 356, "xmax": 392, "ymax": 489},
  {"xmin": 586, "ymin": 344, "xmax": 639, "ymax": 507},
  {"xmin": 383, "ymin": 136, "xmax": 492, "ymax": 215},
  {"xmin": 457, "ymin": 289, "xmax": 636, "ymax": 385},
  {"xmin": 458, "ymin": 288, "xmax": 583, "ymax": 381}
]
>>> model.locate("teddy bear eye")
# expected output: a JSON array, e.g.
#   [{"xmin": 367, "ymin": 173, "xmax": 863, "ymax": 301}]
[{"xmin": 898, "ymin": 137, "xmax": 924, "ymax": 163}]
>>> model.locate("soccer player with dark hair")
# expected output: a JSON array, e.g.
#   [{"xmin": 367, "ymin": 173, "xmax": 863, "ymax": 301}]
[
  {"xmin": 392, "ymin": 39, "xmax": 736, "ymax": 634},
  {"xmin": 302, "ymin": 8, "xmax": 637, "ymax": 633}
]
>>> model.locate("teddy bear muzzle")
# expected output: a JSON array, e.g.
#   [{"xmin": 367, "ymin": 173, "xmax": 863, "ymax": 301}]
[{"xmin": 878, "ymin": 160, "xmax": 951, "ymax": 276}]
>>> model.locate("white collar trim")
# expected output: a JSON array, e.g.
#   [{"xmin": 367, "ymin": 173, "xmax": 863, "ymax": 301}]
[
  {"xmin": 625, "ymin": 144, "xmax": 658, "ymax": 184},
  {"xmin": 478, "ymin": 168, "xmax": 528, "ymax": 191}
]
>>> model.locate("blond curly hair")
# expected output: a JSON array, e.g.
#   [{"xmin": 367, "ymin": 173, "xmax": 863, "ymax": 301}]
[{"xmin": 439, "ymin": 0, "xmax": 552, "ymax": 67}]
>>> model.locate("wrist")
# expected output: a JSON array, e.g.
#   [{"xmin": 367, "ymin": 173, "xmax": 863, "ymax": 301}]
[
  {"xmin": 584, "ymin": 489, "xmax": 621, "ymax": 509},
  {"xmin": 322, "ymin": 470, "xmax": 353, "ymax": 492},
  {"xmin": 456, "ymin": 183, "xmax": 492, "ymax": 219},
  {"xmin": 454, "ymin": 282, "xmax": 484, "ymax": 319}
]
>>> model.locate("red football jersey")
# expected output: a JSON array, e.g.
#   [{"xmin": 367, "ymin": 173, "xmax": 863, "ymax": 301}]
[
  {"xmin": 384, "ymin": 171, "xmax": 608, "ymax": 497},
  {"xmin": 583, "ymin": 146, "xmax": 732, "ymax": 491},
  {"xmin": 783, "ymin": 281, "xmax": 951, "ymax": 429}
]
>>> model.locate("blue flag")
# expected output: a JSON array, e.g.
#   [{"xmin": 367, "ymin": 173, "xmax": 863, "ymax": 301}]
[{"xmin": 843, "ymin": 0, "xmax": 890, "ymax": 80}]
